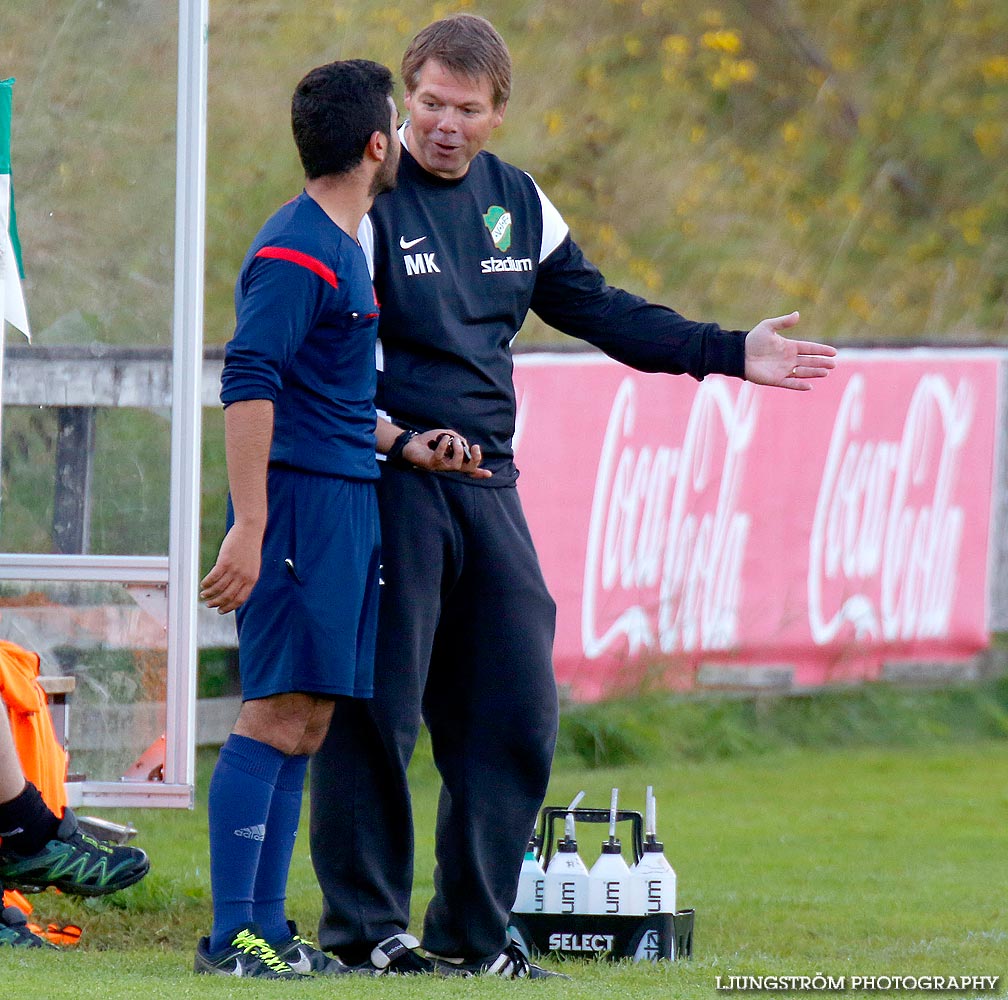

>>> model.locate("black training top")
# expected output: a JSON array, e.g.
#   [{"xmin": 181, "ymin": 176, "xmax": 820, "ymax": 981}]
[{"xmin": 361, "ymin": 129, "xmax": 747, "ymax": 486}]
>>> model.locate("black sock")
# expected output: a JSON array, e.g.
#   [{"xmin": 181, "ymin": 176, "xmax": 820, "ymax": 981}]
[{"xmin": 0, "ymin": 782, "xmax": 60, "ymax": 856}]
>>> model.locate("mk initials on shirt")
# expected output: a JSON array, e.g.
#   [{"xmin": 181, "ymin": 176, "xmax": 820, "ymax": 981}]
[{"xmin": 403, "ymin": 251, "xmax": 441, "ymax": 276}]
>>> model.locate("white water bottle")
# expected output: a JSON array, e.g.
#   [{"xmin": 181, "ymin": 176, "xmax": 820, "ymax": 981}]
[
  {"xmin": 512, "ymin": 834, "xmax": 546, "ymax": 913},
  {"xmin": 631, "ymin": 786, "xmax": 677, "ymax": 914},
  {"xmin": 587, "ymin": 788, "xmax": 644, "ymax": 915},
  {"xmin": 543, "ymin": 792, "xmax": 589, "ymax": 914}
]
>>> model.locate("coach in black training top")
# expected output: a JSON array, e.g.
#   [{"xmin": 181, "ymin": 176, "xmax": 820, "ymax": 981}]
[{"xmin": 309, "ymin": 14, "xmax": 837, "ymax": 979}]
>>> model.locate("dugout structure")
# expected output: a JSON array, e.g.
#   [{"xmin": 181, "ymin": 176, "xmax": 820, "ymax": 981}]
[{"xmin": 0, "ymin": 1, "xmax": 209, "ymax": 808}]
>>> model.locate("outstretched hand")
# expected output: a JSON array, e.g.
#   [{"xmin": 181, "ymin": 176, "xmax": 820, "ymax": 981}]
[{"xmin": 744, "ymin": 312, "xmax": 837, "ymax": 390}]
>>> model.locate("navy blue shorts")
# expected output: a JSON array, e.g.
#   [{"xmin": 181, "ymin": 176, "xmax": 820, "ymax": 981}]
[{"xmin": 230, "ymin": 466, "xmax": 380, "ymax": 701}]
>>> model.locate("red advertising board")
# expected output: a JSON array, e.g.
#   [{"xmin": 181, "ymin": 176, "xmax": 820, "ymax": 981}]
[{"xmin": 511, "ymin": 350, "xmax": 1000, "ymax": 701}]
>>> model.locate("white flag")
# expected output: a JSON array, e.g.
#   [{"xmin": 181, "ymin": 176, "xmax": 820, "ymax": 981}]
[{"xmin": 1, "ymin": 77, "xmax": 30, "ymax": 340}]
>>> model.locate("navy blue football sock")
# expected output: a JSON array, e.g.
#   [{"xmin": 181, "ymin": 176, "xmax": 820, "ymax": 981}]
[
  {"xmin": 253, "ymin": 752, "xmax": 308, "ymax": 944},
  {"xmin": 207, "ymin": 734, "xmax": 285, "ymax": 953}
]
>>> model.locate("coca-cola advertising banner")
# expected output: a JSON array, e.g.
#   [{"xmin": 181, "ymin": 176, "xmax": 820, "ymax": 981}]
[{"xmin": 511, "ymin": 350, "xmax": 999, "ymax": 701}]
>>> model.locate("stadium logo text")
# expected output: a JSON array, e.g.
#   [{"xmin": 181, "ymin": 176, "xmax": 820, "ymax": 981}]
[{"xmin": 481, "ymin": 256, "xmax": 533, "ymax": 274}]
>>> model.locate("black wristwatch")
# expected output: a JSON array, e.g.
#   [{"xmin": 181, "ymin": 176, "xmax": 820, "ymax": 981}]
[{"xmin": 386, "ymin": 428, "xmax": 418, "ymax": 466}]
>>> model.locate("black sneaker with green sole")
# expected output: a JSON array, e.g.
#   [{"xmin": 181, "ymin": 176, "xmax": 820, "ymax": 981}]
[{"xmin": 0, "ymin": 808, "xmax": 149, "ymax": 896}]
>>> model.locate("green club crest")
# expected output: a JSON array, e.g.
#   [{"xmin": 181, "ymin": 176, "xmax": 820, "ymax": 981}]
[{"xmin": 482, "ymin": 205, "xmax": 513, "ymax": 252}]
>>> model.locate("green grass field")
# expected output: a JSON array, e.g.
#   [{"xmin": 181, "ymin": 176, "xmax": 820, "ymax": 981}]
[{"xmin": 4, "ymin": 683, "xmax": 1007, "ymax": 998}]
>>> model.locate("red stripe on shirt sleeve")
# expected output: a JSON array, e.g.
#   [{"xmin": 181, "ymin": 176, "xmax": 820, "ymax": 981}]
[{"xmin": 255, "ymin": 246, "xmax": 339, "ymax": 288}]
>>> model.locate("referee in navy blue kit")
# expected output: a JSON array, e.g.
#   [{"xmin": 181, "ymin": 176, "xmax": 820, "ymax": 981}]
[
  {"xmin": 309, "ymin": 15, "xmax": 837, "ymax": 980},
  {"xmin": 197, "ymin": 59, "xmax": 483, "ymax": 981}
]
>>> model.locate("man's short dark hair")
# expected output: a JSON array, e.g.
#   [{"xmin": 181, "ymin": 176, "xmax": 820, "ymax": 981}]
[
  {"xmin": 292, "ymin": 59, "xmax": 395, "ymax": 180},
  {"xmin": 402, "ymin": 14, "xmax": 511, "ymax": 108}
]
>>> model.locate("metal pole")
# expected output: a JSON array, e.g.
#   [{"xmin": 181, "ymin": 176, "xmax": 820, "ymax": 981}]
[{"xmin": 165, "ymin": 0, "xmax": 209, "ymax": 800}]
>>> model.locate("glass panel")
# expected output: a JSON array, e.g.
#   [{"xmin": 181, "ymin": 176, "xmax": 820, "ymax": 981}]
[
  {"xmin": 0, "ymin": 406, "xmax": 171, "ymax": 556},
  {"xmin": 0, "ymin": 577, "xmax": 167, "ymax": 785},
  {"xmin": 2, "ymin": 2, "xmax": 178, "ymax": 556}
]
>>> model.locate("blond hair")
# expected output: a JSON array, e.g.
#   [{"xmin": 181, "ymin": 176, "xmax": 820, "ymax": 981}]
[{"xmin": 402, "ymin": 14, "xmax": 511, "ymax": 108}]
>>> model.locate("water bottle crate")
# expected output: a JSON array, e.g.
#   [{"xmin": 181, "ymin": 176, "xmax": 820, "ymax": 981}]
[
  {"xmin": 508, "ymin": 909, "xmax": 694, "ymax": 962},
  {"xmin": 507, "ymin": 802, "xmax": 694, "ymax": 962}
]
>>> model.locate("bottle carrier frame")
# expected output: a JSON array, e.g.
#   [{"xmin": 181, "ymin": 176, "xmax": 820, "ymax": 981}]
[{"xmin": 507, "ymin": 804, "xmax": 695, "ymax": 963}]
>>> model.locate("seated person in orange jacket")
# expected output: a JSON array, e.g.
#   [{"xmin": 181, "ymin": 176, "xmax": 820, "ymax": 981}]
[{"xmin": 0, "ymin": 696, "xmax": 149, "ymax": 948}]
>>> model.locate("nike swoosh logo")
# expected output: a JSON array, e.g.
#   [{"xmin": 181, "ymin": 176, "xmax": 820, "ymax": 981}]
[
  {"xmin": 399, "ymin": 235, "xmax": 427, "ymax": 250},
  {"xmin": 288, "ymin": 949, "xmax": 313, "ymax": 975},
  {"xmin": 229, "ymin": 959, "xmax": 243, "ymax": 977}
]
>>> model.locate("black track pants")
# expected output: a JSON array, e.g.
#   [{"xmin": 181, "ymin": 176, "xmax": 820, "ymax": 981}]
[{"xmin": 310, "ymin": 466, "xmax": 559, "ymax": 961}]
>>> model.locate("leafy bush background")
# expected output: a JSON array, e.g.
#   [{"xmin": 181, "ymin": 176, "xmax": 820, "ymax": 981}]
[{"xmin": 5, "ymin": 0, "xmax": 1007, "ymax": 349}]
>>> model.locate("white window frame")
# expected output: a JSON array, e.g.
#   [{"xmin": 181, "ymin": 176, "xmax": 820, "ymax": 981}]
[{"xmin": 0, "ymin": 0, "xmax": 208, "ymax": 808}]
